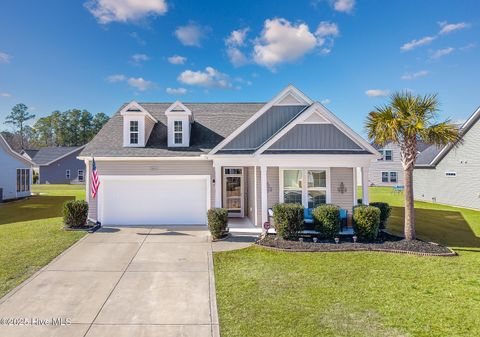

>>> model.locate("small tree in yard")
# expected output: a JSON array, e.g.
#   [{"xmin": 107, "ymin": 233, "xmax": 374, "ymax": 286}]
[{"xmin": 365, "ymin": 91, "xmax": 460, "ymax": 240}]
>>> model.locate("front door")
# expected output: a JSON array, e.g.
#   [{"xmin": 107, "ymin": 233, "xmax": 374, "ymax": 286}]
[{"xmin": 223, "ymin": 167, "xmax": 244, "ymax": 217}]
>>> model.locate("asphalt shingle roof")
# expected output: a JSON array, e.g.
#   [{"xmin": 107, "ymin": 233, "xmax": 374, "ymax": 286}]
[
  {"xmin": 29, "ymin": 146, "xmax": 84, "ymax": 165},
  {"xmin": 80, "ymin": 103, "xmax": 265, "ymax": 157}
]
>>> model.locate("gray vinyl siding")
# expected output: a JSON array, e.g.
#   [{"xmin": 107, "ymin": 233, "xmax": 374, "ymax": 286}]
[
  {"xmin": 87, "ymin": 159, "xmax": 214, "ymax": 220},
  {"xmin": 267, "ymin": 167, "xmax": 279, "ymax": 208},
  {"xmin": 414, "ymin": 119, "xmax": 480, "ymax": 210},
  {"xmin": 223, "ymin": 105, "xmax": 306, "ymax": 150},
  {"xmin": 269, "ymin": 124, "xmax": 362, "ymax": 150},
  {"xmin": 38, "ymin": 148, "xmax": 85, "ymax": 184},
  {"xmin": 368, "ymin": 142, "xmax": 404, "ymax": 186},
  {"xmin": 330, "ymin": 168, "xmax": 354, "ymax": 211}
]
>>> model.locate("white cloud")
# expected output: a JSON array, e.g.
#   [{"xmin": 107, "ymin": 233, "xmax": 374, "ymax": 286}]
[
  {"xmin": 315, "ymin": 21, "xmax": 340, "ymax": 54},
  {"xmin": 0, "ymin": 92, "xmax": 11, "ymax": 97},
  {"xmin": 85, "ymin": 0, "xmax": 168, "ymax": 24},
  {"xmin": 127, "ymin": 77, "xmax": 154, "ymax": 91},
  {"xmin": 0, "ymin": 52, "xmax": 11, "ymax": 63},
  {"xmin": 227, "ymin": 47, "xmax": 249, "ymax": 67},
  {"xmin": 431, "ymin": 47, "xmax": 454, "ymax": 59},
  {"xmin": 129, "ymin": 32, "xmax": 145, "ymax": 45},
  {"xmin": 178, "ymin": 66, "xmax": 232, "ymax": 89},
  {"xmin": 460, "ymin": 43, "xmax": 476, "ymax": 51},
  {"xmin": 175, "ymin": 23, "xmax": 210, "ymax": 47},
  {"xmin": 226, "ymin": 28, "xmax": 249, "ymax": 46},
  {"xmin": 168, "ymin": 55, "xmax": 187, "ymax": 65},
  {"xmin": 166, "ymin": 87, "xmax": 187, "ymax": 95},
  {"xmin": 401, "ymin": 70, "xmax": 429, "ymax": 80},
  {"xmin": 131, "ymin": 53, "xmax": 149, "ymax": 64},
  {"xmin": 332, "ymin": 0, "xmax": 355, "ymax": 13},
  {"xmin": 106, "ymin": 74, "xmax": 126, "ymax": 82},
  {"xmin": 253, "ymin": 18, "xmax": 338, "ymax": 69},
  {"xmin": 225, "ymin": 28, "xmax": 250, "ymax": 67},
  {"xmin": 365, "ymin": 89, "xmax": 389, "ymax": 97},
  {"xmin": 438, "ymin": 21, "xmax": 470, "ymax": 35},
  {"xmin": 321, "ymin": 98, "xmax": 331, "ymax": 105},
  {"xmin": 400, "ymin": 36, "xmax": 436, "ymax": 51}
]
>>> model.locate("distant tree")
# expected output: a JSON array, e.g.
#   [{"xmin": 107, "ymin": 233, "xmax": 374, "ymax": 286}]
[
  {"xmin": 33, "ymin": 116, "xmax": 54, "ymax": 146},
  {"xmin": 4, "ymin": 103, "xmax": 35, "ymax": 149},
  {"xmin": 91, "ymin": 112, "xmax": 109, "ymax": 134},
  {"xmin": 79, "ymin": 110, "xmax": 93, "ymax": 144}
]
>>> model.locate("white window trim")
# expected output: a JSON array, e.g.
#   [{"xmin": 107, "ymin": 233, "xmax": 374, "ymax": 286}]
[
  {"xmin": 78, "ymin": 170, "xmax": 84, "ymax": 182},
  {"xmin": 66, "ymin": 169, "xmax": 71, "ymax": 179},
  {"xmin": 16, "ymin": 168, "xmax": 30, "ymax": 193},
  {"xmin": 381, "ymin": 171, "xmax": 398, "ymax": 183},
  {"xmin": 378, "ymin": 149, "xmax": 393, "ymax": 161},
  {"xmin": 129, "ymin": 120, "xmax": 139, "ymax": 145},
  {"xmin": 279, "ymin": 168, "xmax": 331, "ymax": 208},
  {"xmin": 174, "ymin": 120, "xmax": 183, "ymax": 144}
]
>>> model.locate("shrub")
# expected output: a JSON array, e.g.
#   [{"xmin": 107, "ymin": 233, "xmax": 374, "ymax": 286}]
[
  {"xmin": 353, "ymin": 205, "xmax": 381, "ymax": 241},
  {"xmin": 273, "ymin": 203, "xmax": 304, "ymax": 239},
  {"xmin": 207, "ymin": 208, "xmax": 228, "ymax": 239},
  {"xmin": 312, "ymin": 204, "xmax": 341, "ymax": 239},
  {"xmin": 369, "ymin": 202, "xmax": 391, "ymax": 229},
  {"xmin": 63, "ymin": 200, "xmax": 88, "ymax": 228}
]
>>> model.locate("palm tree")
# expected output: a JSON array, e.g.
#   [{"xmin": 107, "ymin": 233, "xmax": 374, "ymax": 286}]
[{"xmin": 365, "ymin": 91, "xmax": 460, "ymax": 240}]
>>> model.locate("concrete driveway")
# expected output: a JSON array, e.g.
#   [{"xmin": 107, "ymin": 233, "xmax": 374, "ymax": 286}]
[{"xmin": 0, "ymin": 226, "xmax": 219, "ymax": 337}]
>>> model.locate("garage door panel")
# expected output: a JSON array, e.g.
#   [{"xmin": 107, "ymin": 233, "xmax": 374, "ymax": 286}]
[{"xmin": 101, "ymin": 177, "xmax": 207, "ymax": 225}]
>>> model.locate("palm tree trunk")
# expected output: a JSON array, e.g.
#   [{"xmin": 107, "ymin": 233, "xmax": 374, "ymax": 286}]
[{"xmin": 404, "ymin": 167, "xmax": 415, "ymax": 240}]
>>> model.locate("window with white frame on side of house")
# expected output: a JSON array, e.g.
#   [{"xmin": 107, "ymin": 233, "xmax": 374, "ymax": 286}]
[
  {"xmin": 282, "ymin": 169, "xmax": 327, "ymax": 208},
  {"xmin": 378, "ymin": 149, "xmax": 393, "ymax": 161},
  {"xmin": 174, "ymin": 120, "xmax": 183, "ymax": 144},
  {"xmin": 78, "ymin": 170, "xmax": 84, "ymax": 182},
  {"xmin": 66, "ymin": 169, "xmax": 71, "ymax": 179},
  {"xmin": 130, "ymin": 120, "xmax": 139, "ymax": 144},
  {"xmin": 445, "ymin": 171, "xmax": 457, "ymax": 177},
  {"xmin": 382, "ymin": 171, "xmax": 397, "ymax": 183},
  {"xmin": 16, "ymin": 169, "xmax": 30, "ymax": 192}
]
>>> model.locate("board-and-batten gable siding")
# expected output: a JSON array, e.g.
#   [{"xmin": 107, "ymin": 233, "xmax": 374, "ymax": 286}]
[
  {"xmin": 222, "ymin": 105, "xmax": 306, "ymax": 150},
  {"xmin": 268, "ymin": 124, "xmax": 362, "ymax": 150},
  {"xmin": 368, "ymin": 142, "xmax": 404, "ymax": 186},
  {"xmin": 39, "ymin": 148, "xmax": 85, "ymax": 184},
  {"xmin": 0, "ymin": 141, "xmax": 31, "ymax": 200},
  {"xmin": 414, "ymin": 119, "xmax": 480, "ymax": 210},
  {"xmin": 330, "ymin": 168, "xmax": 354, "ymax": 211},
  {"xmin": 87, "ymin": 160, "xmax": 215, "ymax": 220}
]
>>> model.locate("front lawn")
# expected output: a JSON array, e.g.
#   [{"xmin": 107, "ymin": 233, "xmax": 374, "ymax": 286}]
[
  {"xmin": 0, "ymin": 185, "xmax": 86, "ymax": 298},
  {"xmin": 214, "ymin": 187, "xmax": 480, "ymax": 337}
]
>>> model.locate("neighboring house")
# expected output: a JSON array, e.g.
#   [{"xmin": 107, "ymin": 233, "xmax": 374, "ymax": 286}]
[
  {"xmin": 79, "ymin": 85, "xmax": 379, "ymax": 227},
  {"xmin": 414, "ymin": 106, "xmax": 480, "ymax": 210},
  {"xmin": 368, "ymin": 141, "xmax": 430, "ymax": 186},
  {"xmin": 0, "ymin": 134, "xmax": 33, "ymax": 201},
  {"xmin": 23, "ymin": 146, "xmax": 86, "ymax": 184}
]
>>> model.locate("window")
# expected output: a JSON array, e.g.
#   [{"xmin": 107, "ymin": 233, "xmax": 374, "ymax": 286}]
[
  {"xmin": 130, "ymin": 120, "xmax": 139, "ymax": 144},
  {"xmin": 78, "ymin": 170, "xmax": 84, "ymax": 182},
  {"xmin": 16, "ymin": 169, "xmax": 30, "ymax": 192},
  {"xmin": 445, "ymin": 172, "xmax": 457, "ymax": 177},
  {"xmin": 174, "ymin": 120, "xmax": 183, "ymax": 144},
  {"xmin": 282, "ymin": 169, "xmax": 327, "ymax": 207},
  {"xmin": 378, "ymin": 149, "xmax": 393, "ymax": 161},
  {"xmin": 283, "ymin": 170, "xmax": 302, "ymax": 204},
  {"xmin": 66, "ymin": 170, "xmax": 70, "ymax": 179},
  {"xmin": 382, "ymin": 171, "xmax": 397, "ymax": 183}
]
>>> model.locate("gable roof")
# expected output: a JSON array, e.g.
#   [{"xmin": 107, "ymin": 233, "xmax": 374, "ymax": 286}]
[
  {"xmin": 415, "ymin": 106, "xmax": 480, "ymax": 168},
  {"xmin": 80, "ymin": 103, "xmax": 265, "ymax": 157},
  {"xmin": 0, "ymin": 134, "xmax": 33, "ymax": 166},
  {"xmin": 21, "ymin": 149, "xmax": 40, "ymax": 160},
  {"xmin": 29, "ymin": 146, "xmax": 85, "ymax": 165}
]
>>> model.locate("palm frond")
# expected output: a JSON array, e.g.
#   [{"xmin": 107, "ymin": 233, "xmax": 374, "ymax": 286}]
[{"xmin": 419, "ymin": 120, "xmax": 462, "ymax": 147}]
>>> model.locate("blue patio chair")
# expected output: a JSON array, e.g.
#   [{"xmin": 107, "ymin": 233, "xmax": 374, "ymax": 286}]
[
  {"xmin": 339, "ymin": 208, "xmax": 348, "ymax": 230},
  {"xmin": 392, "ymin": 185, "xmax": 405, "ymax": 193},
  {"xmin": 304, "ymin": 208, "xmax": 314, "ymax": 224}
]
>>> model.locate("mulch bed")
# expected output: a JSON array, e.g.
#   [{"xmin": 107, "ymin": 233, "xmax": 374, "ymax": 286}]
[{"xmin": 257, "ymin": 231, "xmax": 456, "ymax": 256}]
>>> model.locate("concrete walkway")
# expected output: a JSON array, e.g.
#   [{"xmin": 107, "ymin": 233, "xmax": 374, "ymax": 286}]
[{"xmin": 0, "ymin": 226, "xmax": 225, "ymax": 337}]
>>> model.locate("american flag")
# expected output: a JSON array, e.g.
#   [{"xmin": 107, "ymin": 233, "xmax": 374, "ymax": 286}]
[{"xmin": 91, "ymin": 158, "xmax": 100, "ymax": 199}]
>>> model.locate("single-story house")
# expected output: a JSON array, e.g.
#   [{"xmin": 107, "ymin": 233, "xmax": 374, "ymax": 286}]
[
  {"xmin": 414, "ymin": 106, "xmax": 480, "ymax": 210},
  {"xmin": 79, "ymin": 85, "xmax": 379, "ymax": 227},
  {"xmin": 23, "ymin": 146, "xmax": 86, "ymax": 184},
  {"xmin": 0, "ymin": 134, "xmax": 33, "ymax": 201}
]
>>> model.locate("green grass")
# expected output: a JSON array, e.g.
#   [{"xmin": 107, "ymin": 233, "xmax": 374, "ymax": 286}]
[
  {"xmin": 214, "ymin": 187, "xmax": 480, "ymax": 337},
  {"xmin": 0, "ymin": 185, "xmax": 86, "ymax": 297}
]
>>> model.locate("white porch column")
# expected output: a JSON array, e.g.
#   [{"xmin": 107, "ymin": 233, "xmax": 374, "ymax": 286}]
[
  {"xmin": 361, "ymin": 166, "xmax": 369, "ymax": 205},
  {"xmin": 214, "ymin": 165, "xmax": 222, "ymax": 208},
  {"xmin": 260, "ymin": 165, "xmax": 268, "ymax": 225},
  {"xmin": 353, "ymin": 167, "xmax": 358, "ymax": 206}
]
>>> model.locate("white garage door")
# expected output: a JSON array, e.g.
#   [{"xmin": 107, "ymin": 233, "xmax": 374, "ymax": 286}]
[{"xmin": 100, "ymin": 176, "xmax": 209, "ymax": 225}]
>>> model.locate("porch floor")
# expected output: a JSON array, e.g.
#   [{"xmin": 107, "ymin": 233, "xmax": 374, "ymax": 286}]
[{"xmin": 228, "ymin": 218, "xmax": 262, "ymax": 234}]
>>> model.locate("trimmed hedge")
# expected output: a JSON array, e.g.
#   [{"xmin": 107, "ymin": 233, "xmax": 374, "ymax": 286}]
[
  {"xmin": 353, "ymin": 205, "xmax": 381, "ymax": 241},
  {"xmin": 273, "ymin": 203, "xmax": 304, "ymax": 239},
  {"xmin": 369, "ymin": 202, "xmax": 391, "ymax": 229},
  {"xmin": 63, "ymin": 200, "xmax": 88, "ymax": 228},
  {"xmin": 312, "ymin": 204, "xmax": 341, "ymax": 239},
  {"xmin": 207, "ymin": 208, "xmax": 228, "ymax": 239}
]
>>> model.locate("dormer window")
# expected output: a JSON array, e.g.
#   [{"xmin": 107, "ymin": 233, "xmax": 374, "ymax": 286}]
[
  {"xmin": 174, "ymin": 121, "xmax": 183, "ymax": 144},
  {"xmin": 130, "ymin": 120, "xmax": 139, "ymax": 144}
]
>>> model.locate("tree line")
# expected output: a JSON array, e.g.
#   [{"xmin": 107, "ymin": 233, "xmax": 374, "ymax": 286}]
[{"xmin": 2, "ymin": 103, "xmax": 109, "ymax": 151}]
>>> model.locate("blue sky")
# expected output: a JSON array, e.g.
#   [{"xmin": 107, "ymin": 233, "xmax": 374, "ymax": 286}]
[{"xmin": 0, "ymin": 0, "xmax": 479, "ymax": 136}]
